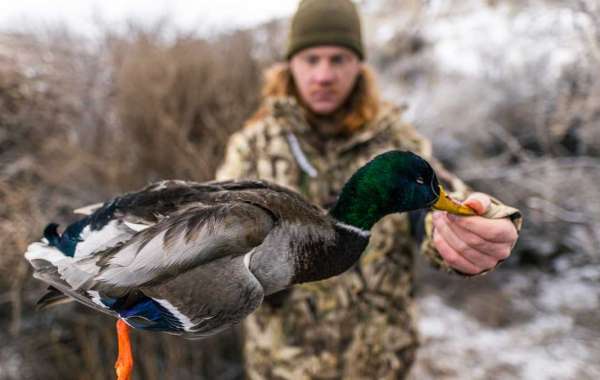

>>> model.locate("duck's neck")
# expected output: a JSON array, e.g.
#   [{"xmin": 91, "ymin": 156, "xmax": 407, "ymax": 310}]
[{"xmin": 329, "ymin": 163, "xmax": 397, "ymax": 232}]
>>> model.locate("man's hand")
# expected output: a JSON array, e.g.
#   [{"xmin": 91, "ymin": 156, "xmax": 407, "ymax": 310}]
[{"xmin": 432, "ymin": 193, "xmax": 518, "ymax": 275}]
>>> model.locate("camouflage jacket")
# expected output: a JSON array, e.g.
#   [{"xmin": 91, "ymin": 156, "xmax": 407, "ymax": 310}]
[{"xmin": 216, "ymin": 97, "xmax": 521, "ymax": 380}]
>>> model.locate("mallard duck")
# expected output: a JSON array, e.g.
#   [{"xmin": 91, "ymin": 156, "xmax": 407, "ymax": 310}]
[{"xmin": 25, "ymin": 150, "xmax": 473, "ymax": 380}]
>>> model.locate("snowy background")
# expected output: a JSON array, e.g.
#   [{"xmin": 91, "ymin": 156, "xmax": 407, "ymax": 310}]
[{"xmin": 0, "ymin": 0, "xmax": 298, "ymax": 37}]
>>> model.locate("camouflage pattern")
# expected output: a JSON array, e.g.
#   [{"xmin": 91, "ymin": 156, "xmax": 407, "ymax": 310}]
[{"xmin": 216, "ymin": 97, "xmax": 521, "ymax": 379}]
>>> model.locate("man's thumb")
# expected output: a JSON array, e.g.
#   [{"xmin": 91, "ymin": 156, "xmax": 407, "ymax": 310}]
[{"xmin": 463, "ymin": 193, "xmax": 491, "ymax": 216}]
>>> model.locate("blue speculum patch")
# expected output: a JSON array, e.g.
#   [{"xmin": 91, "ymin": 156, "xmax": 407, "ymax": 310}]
[{"xmin": 108, "ymin": 296, "xmax": 184, "ymax": 332}]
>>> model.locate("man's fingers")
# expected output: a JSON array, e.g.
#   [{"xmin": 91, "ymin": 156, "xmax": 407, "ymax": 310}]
[
  {"xmin": 434, "ymin": 213, "xmax": 500, "ymax": 267},
  {"xmin": 433, "ymin": 229, "xmax": 482, "ymax": 275},
  {"xmin": 447, "ymin": 213, "xmax": 518, "ymax": 243},
  {"xmin": 442, "ymin": 215, "xmax": 512, "ymax": 260}
]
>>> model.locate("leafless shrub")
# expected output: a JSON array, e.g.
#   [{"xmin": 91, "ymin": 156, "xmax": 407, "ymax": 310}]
[
  {"xmin": 1, "ymin": 21, "xmax": 266, "ymax": 379},
  {"xmin": 107, "ymin": 25, "xmax": 262, "ymax": 188},
  {"xmin": 373, "ymin": 0, "xmax": 600, "ymax": 265}
]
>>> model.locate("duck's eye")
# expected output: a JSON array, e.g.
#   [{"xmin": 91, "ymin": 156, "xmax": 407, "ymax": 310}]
[{"xmin": 416, "ymin": 177, "xmax": 425, "ymax": 185}]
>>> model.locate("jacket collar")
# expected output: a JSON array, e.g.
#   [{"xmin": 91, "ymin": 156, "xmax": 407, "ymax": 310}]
[{"xmin": 267, "ymin": 96, "xmax": 407, "ymax": 155}]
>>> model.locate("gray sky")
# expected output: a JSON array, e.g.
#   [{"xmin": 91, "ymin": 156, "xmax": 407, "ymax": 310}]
[{"xmin": 0, "ymin": 0, "xmax": 299, "ymax": 35}]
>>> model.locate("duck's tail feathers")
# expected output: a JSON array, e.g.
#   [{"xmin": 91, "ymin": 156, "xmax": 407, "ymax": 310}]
[
  {"xmin": 24, "ymin": 235, "xmax": 90, "ymax": 291},
  {"xmin": 25, "ymin": 240, "xmax": 70, "ymax": 271},
  {"xmin": 36, "ymin": 286, "xmax": 73, "ymax": 310},
  {"xmin": 24, "ymin": 231, "xmax": 118, "ymax": 318},
  {"xmin": 29, "ymin": 262, "xmax": 117, "ymax": 318}
]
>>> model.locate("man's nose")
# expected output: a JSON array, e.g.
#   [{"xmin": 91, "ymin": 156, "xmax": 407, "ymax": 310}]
[{"xmin": 313, "ymin": 62, "xmax": 335, "ymax": 84}]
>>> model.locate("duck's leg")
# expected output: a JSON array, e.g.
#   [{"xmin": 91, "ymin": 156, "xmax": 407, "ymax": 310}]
[{"xmin": 115, "ymin": 319, "xmax": 133, "ymax": 380}]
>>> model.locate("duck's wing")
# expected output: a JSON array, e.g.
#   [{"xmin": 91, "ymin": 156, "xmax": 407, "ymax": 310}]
[
  {"xmin": 41, "ymin": 179, "xmax": 231, "ymax": 261},
  {"xmin": 27, "ymin": 201, "xmax": 275, "ymax": 294},
  {"xmin": 91, "ymin": 178, "xmax": 317, "ymax": 226},
  {"xmin": 207, "ymin": 179, "xmax": 318, "ymax": 207},
  {"xmin": 91, "ymin": 201, "xmax": 275, "ymax": 291}
]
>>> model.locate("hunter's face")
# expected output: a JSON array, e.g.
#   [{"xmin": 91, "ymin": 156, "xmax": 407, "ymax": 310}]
[{"xmin": 290, "ymin": 46, "xmax": 361, "ymax": 115}]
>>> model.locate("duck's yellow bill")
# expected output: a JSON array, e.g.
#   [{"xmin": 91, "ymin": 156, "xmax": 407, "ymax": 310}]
[{"xmin": 432, "ymin": 186, "xmax": 476, "ymax": 216}]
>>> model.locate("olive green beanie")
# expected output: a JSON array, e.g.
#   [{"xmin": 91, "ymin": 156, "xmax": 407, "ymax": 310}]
[{"xmin": 286, "ymin": 0, "xmax": 364, "ymax": 60}]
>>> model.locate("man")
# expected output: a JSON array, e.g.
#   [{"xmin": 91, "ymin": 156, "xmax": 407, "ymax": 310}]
[{"xmin": 217, "ymin": 0, "xmax": 521, "ymax": 378}]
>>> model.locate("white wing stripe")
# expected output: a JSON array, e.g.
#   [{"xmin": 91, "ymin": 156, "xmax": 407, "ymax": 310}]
[
  {"xmin": 87, "ymin": 290, "xmax": 109, "ymax": 309},
  {"xmin": 243, "ymin": 250, "xmax": 254, "ymax": 271},
  {"xmin": 154, "ymin": 298, "xmax": 195, "ymax": 331}
]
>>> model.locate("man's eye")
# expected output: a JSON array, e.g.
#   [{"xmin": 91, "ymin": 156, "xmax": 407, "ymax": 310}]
[
  {"xmin": 331, "ymin": 55, "xmax": 345, "ymax": 65},
  {"xmin": 416, "ymin": 177, "xmax": 425, "ymax": 185},
  {"xmin": 305, "ymin": 56, "xmax": 319, "ymax": 65}
]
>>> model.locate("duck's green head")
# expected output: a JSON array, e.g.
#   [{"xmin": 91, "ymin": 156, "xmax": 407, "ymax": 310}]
[{"xmin": 330, "ymin": 150, "xmax": 474, "ymax": 231}]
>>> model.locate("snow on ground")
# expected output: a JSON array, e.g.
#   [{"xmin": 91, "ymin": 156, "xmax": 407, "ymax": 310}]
[{"xmin": 410, "ymin": 263, "xmax": 600, "ymax": 380}]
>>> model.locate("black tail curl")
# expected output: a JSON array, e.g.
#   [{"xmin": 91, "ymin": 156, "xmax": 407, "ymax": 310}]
[{"xmin": 43, "ymin": 223, "xmax": 61, "ymax": 247}]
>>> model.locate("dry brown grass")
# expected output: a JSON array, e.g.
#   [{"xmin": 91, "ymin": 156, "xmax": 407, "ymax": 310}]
[
  {"xmin": 108, "ymin": 27, "xmax": 262, "ymax": 187},
  {"xmin": 0, "ymin": 23, "xmax": 267, "ymax": 379}
]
